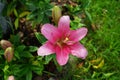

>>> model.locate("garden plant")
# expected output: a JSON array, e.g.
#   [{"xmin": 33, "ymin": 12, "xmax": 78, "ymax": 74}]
[{"xmin": 0, "ymin": 0, "xmax": 120, "ymax": 80}]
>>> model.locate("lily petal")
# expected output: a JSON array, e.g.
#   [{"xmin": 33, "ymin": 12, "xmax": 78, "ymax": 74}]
[
  {"xmin": 56, "ymin": 46, "xmax": 70, "ymax": 66},
  {"xmin": 58, "ymin": 16, "xmax": 70, "ymax": 35},
  {"xmin": 37, "ymin": 41, "xmax": 55, "ymax": 56},
  {"xmin": 69, "ymin": 27, "xmax": 88, "ymax": 42},
  {"xmin": 41, "ymin": 24, "xmax": 60, "ymax": 43},
  {"xmin": 70, "ymin": 42, "xmax": 88, "ymax": 59}
]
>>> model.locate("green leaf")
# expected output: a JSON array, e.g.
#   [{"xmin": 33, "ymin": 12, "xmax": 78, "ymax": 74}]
[
  {"xmin": 37, "ymin": 12, "xmax": 44, "ymax": 23},
  {"xmin": 53, "ymin": 58, "xmax": 62, "ymax": 72},
  {"xmin": 0, "ymin": 50, "xmax": 4, "ymax": 55},
  {"xmin": 6, "ymin": 1, "xmax": 16, "ymax": 16},
  {"xmin": 14, "ymin": 9, "xmax": 18, "ymax": 17},
  {"xmin": 3, "ymin": 65, "xmax": 9, "ymax": 73},
  {"xmin": 26, "ymin": 71, "xmax": 32, "ymax": 80},
  {"xmin": 14, "ymin": 18, "xmax": 19, "ymax": 30},
  {"xmin": 44, "ymin": 54, "xmax": 54, "ymax": 64},
  {"xmin": 19, "ymin": 11, "xmax": 30, "ymax": 18},
  {"xmin": 42, "ymin": 14, "xmax": 50, "ymax": 23},
  {"xmin": 28, "ymin": 46, "xmax": 38, "ymax": 52},
  {"xmin": 16, "ymin": 45, "xmax": 26, "ymax": 52},
  {"xmin": 32, "ymin": 64, "xmax": 44, "ymax": 75},
  {"xmin": 14, "ymin": 51, "xmax": 20, "ymax": 60},
  {"xmin": 70, "ymin": 17, "xmax": 85, "ymax": 30},
  {"xmin": 44, "ymin": 0, "xmax": 50, "ymax": 3},
  {"xmin": 21, "ymin": 51, "xmax": 33, "ymax": 58},
  {"xmin": 26, "ymin": 13, "xmax": 36, "ymax": 20},
  {"xmin": 56, "ymin": 64, "xmax": 62, "ymax": 72},
  {"xmin": 32, "ymin": 60, "xmax": 44, "ymax": 75},
  {"xmin": 35, "ymin": 32, "xmax": 47, "ymax": 44},
  {"xmin": 10, "ymin": 34, "xmax": 20, "ymax": 46},
  {"xmin": 19, "ymin": 67, "xmax": 29, "ymax": 77},
  {"xmin": 10, "ymin": 64, "xmax": 21, "ymax": 76}
]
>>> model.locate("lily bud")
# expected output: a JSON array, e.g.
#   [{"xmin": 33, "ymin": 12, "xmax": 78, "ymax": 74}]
[
  {"xmin": 52, "ymin": 6, "xmax": 62, "ymax": 25},
  {"xmin": 8, "ymin": 75, "xmax": 15, "ymax": 80},
  {"xmin": 4, "ymin": 47, "xmax": 14, "ymax": 62},
  {"xmin": 0, "ymin": 40, "xmax": 12, "ymax": 50}
]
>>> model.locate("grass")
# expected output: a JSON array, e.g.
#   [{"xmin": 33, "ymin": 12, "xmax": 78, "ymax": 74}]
[{"xmin": 61, "ymin": 0, "xmax": 120, "ymax": 80}]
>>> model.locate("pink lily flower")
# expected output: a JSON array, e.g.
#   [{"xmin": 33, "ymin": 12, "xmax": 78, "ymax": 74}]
[{"xmin": 37, "ymin": 16, "xmax": 88, "ymax": 66}]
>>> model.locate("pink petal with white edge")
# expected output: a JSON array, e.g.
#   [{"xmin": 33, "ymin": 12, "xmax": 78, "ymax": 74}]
[
  {"xmin": 58, "ymin": 16, "xmax": 70, "ymax": 34},
  {"xmin": 70, "ymin": 42, "xmax": 88, "ymax": 59},
  {"xmin": 56, "ymin": 46, "xmax": 70, "ymax": 66},
  {"xmin": 69, "ymin": 27, "xmax": 88, "ymax": 42},
  {"xmin": 37, "ymin": 41, "xmax": 55, "ymax": 56},
  {"xmin": 41, "ymin": 24, "xmax": 60, "ymax": 43}
]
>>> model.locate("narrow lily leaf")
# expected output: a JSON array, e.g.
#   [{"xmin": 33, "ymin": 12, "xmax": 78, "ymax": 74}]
[
  {"xmin": 14, "ymin": 18, "xmax": 19, "ymax": 30},
  {"xmin": 32, "ymin": 61, "xmax": 44, "ymax": 75},
  {"xmin": 26, "ymin": 71, "xmax": 32, "ymax": 80},
  {"xmin": 14, "ymin": 9, "xmax": 18, "ymax": 17},
  {"xmin": 19, "ymin": 11, "xmax": 30, "ymax": 18},
  {"xmin": 35, "ymin": 32, "xmax": 47, "ymax": 44},
  {"xmin": 44, "ymin": 54, "xmax": 55, "ymax": 64},
  {"xmin": 21, "ymin": 51, "xmax": 33, "ymax": 58},
  {"xmin": 14, "ymin": 51, "xmax": 20, "ymax": 60},
  {"xmin": 28, "ymin": 46, "xmax": 38, "ymax": 52},
  {"xmin": 16, "ymin": 45, "xmax": 26, "ymax": 52},
  {"xmin": 26, "ymin": 13, "xmax": 36, "ymax": 20}
]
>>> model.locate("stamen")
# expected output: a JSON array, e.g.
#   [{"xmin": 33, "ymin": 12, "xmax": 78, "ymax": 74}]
[
  {"xmin": 56, "ymin": 37, "xmax": 69, "ymax": 47},
  {"xmin": 63, "ymin": 37, "xmax": 69, "ymax": 43},
  {"xmin": 56, "ymin": 42, "xmax": 62, "ymax": 47}
]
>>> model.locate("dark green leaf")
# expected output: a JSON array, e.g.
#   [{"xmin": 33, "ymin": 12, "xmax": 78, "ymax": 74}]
[
  {"xmin": 0, "ymin": 50, "xmax": 4, "ymax": 55},
  {"xmin": 21, "ymin": 51, "xmax": 33, "ymax": 58},
  {"xmin": 26, "ymin": 12, "xmax": 36, "ymax": 20},
  {"xmin": 28, "ymin": 46, "xmax": 38, "ymax": 52},
  {"xmin": 26, "ymin": 71, "xmax": 32, "ymax": 80},
  {"xmin": 14, "ymin": 51, "xmax": 20, "ymax": 60},
  {"xmin": 19, "ymin": 67, "xmax": 29, "ymax": 77},
  {"xmin": 32, "ymin": 64, "xmax": 44, "ymax": 75},
  {"xmin": 44, "ymin": 54, "xmax": 55, "ymax": 64},
  {"xmin": 16, "ymin": 45, "xmax": 26, "ymax": 52},
  {"xmin": 35, "ymin": 32, "xmax": 47, "ymax": 44},
  {"xmin": 10, "ymin": 34, "xmax": 20, "ymax": 46},
  {"xmin": 6, "ymin": 1, "xmax": 17, "ymax": 16}
]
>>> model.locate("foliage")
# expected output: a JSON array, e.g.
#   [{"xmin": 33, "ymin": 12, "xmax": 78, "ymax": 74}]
[
  {"xmin": 0, "ymin": 0, "xmax": 120, "ymax": 80},
  {"xmin": 26, "ymin": 0, "xmax": 53, "ymax": 28}
]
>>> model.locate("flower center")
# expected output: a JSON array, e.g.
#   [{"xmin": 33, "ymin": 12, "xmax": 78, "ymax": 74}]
[{"xmin": 56, "ymin": 37, "xmax": 69, "ymax": 47}]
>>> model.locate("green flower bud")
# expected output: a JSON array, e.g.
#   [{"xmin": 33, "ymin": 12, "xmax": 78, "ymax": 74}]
[
  {"xmin": 52, "ymin": 6, "xmax": 62, "ymax": 25},
  {"xmin": 4, "ymin": 47, "xmax": 14, "ymax": 62},
  {"xmin": 0, "ymin": 40, "xmax": 12, "ymax": 50}
]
